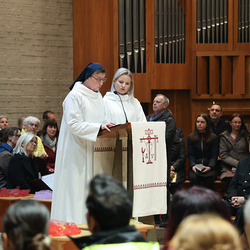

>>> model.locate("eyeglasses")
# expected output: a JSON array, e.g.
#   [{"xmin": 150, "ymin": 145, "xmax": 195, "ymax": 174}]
[
  {"xmin": 231, "ymin": 121, "xmax": 242, "ymax": 125},
  {"xmin": 30, "ymin": 140, "xmax": 38, "ymax": 145},
  {"xmin": 91, "ymin": 76, "xmax": 107, "ymax": 82}
]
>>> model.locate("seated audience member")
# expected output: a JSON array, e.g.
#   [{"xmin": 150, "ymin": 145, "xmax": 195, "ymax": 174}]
[
  {"xmin": 37, "ymin": 111, "xmax": 56, "ymax": 136},
  {"xmin": 188, "ymin": 114, "xmax": 219, "ymax": 190},
  {"xmin": 169, "ymin": 128, "xmax": 186, "ymax": 194},
  {"xmin": 244, "ymin": 199, "xmax": 250, "ymax": 247},
  {"xmin": 0, "ymin": 115, "xmax": 9, "ymax": 142},
  {"xmin": 71, "ymin": 174, "xmax": 159, "ymax": 250},
  {"xmin": 225, "ymin": 155, "xmax": 250, "ymax": 234},
  {"xmin": 209, "ymin": 102, "xmax": 227, "ymax": 136},
  {"xmin": 220, "ymin": 113, "xmax": 249, "ymax": 186},
  {"xmin": 209, "ymin": 102, "xmax": 227, "ymax": 178},
  {"xmin": 169, "ymin": 214, "xmax": 242, "ymax": 250},
  {"xmin": 165, "ymin": 186, "xmax": 231, "ymax": 243},
  {"xmin": 40, "ymin": 119, "xmax": 59, "ymax": 174},
  {"xmin": 17, "ymin": 116, "xmax": 26, "ymax": 130},
  {"xmin": 42, "ymin": 110, "xmax": 56, "ymax": 123},
  {"xmin": 2, "ymin": 200, "xmax": 51, "ymax": 250},
  {"xmin": 7, "ymin": 132, "xmax": 39, "ymax": 194},
  {"xmin": 22, "ymin": 116, "xmax": 48, "ymax": 159},
  {"xmin": 0, "ymin": 116, "xmax": 9, "ymax": 130},
  {"xmin": 0, "ymin": 127, "xmax": 21, "ymax": 188}
]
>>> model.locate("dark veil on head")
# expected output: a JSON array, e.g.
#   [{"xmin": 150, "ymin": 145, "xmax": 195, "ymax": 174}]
[{"xmin": 69, "ymin": 63, "xmax": 105, "ymax": 90}]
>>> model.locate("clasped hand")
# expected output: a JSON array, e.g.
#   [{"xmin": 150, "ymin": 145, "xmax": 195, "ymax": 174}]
[
  {"xmin": 231, "ymin": 196, "xmax": 245, "ymax": 208},
  {"xmin": 192, "ymin": 166, "xmax": 211, "ymax": 173}
]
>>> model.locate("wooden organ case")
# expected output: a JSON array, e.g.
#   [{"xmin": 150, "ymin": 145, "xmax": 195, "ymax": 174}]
[{"xmin": 73, "ymin": 0, "xmax": 250, "ymax": 139}]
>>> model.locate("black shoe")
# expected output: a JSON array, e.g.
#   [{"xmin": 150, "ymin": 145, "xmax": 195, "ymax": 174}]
[
  {"xmin": 154, "ymin": 214, "xmax": 161, "ymax": 225},
  {"xmin": 159, "ymin": 214, "xmax": 168, "ymax": 228}
]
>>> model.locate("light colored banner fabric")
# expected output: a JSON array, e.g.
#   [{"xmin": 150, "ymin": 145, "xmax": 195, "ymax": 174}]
[
  {"xmin": 131, "ymin": 122, "xmax": 167, "ymax": 217},
  {"xmin": 93, "ymin": 138, "xmax": 116, "ymax": 176}
]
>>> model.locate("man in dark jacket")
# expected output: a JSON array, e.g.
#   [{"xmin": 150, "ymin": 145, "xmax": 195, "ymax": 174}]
[
  {"xmin": 147, "ymin": 94, "xmax": 176, "ymax": 227},
  {"xmin": 71, "ymin": 174, "xmax": 159, "ymax": 250},
  {"xmin": 0, "ymin": 127, "xmax": 21, "ymax": 188},
  {"xmin": 209, "ymin": 102, "xmax": 228, "ymax": 178},
  {"xmin": 147, "ymin": 94, "xmax": 176, "ymax": 169},
  {"xmin": 225, "ymin": 156, "xmax": 250, "ymax": 234},
  {"xmin": 209, "ymin": 102, "xmax": 227, "ymax": 136}
]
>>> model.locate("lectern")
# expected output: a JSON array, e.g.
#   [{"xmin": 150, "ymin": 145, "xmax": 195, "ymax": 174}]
[
  {"xmin": 97, "ymin": 122, "xmax": 168, "ymax": 218},
  {"xmin": 97, "ymin": 123, "xmax": 133, "ymax": 197}
]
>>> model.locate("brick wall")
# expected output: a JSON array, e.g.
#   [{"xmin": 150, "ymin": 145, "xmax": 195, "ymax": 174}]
[{"xmin": 0, "ymin": 0, "xmax": 73, "ymax": 128}]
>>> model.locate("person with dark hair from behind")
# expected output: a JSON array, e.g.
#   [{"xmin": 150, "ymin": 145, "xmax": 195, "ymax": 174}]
[
  {"xmin": 164, "ymin": 186, "xmax": 232, "ymax": 246},
  {"xmin": 71, "ymin": 174, "xmax": 159, "ymax": 250},
  {"xmin": 0, "ymin": 127, "xmax": 21, "ymax": 188},
  {"xmin": 2, "ymin": 199, "xmax": 51, "ymax": 250}
]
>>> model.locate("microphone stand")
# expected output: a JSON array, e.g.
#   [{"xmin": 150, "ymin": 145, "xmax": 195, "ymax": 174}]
[{"xmin": 114, "ymin": 91, "xmax": 129, "ymax": 123}]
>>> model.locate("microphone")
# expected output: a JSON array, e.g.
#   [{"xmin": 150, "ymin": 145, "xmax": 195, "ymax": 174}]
[{"xmin": 114, "ymin": 91, "xmax": 128, "ymax": 123}]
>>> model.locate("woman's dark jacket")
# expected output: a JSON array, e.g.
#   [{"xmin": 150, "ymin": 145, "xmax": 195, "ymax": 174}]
[
  {"xmin": 7, "ymin": 153, "xmax": 39, "ymax": 193},
  {"xmin": 188, "ymin": 133, "xmax": 219, "ymax": 169}
]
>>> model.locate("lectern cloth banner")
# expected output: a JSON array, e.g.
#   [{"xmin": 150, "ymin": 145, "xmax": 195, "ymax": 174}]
[{"xmin": 131, "ymin": 122, "xmax": 167, "ymax": 217}]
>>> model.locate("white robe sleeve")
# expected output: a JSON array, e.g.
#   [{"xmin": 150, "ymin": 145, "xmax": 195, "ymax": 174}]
[{"xmin": 63, "ymin": 92, "xmax": 101, "ymax": 141}]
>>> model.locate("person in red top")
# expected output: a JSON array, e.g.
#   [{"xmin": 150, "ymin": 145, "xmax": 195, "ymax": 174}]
[{"xmin": 40, "ymin": 119, "xmax": 59, "ymax": 174}]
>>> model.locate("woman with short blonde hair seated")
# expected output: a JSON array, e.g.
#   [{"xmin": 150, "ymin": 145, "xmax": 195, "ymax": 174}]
[
  {"xmin": 7, "ymin": 132, "xmax": 39, "ymax": 193},
  {"xmin": 169, "ymin": 214, "xmax": 242, "ymax": 250}
]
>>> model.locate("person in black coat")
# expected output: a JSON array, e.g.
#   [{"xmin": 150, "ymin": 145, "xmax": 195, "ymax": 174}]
[
  {"xmin": 209, "ymin": 103, "xmax": 227, "ymax": 136},
  {"xmin": 7, "ymin": 132, "xmax": 39, "ymax": 194},
  {"xmin": 225, "ymin": 156, "xmax": 250, "ymax": 234},
  {"xmin": 188, "ymin": 114, "xmax": 219, "ymax": 190},
  {"xmin": 169, "ymin": 128, "xmax": 186, "ymax": 194},
  {"xmin": 147, "ymin": 94, "xmax": 176, "ymax": 227},
  {"xmin": 147, "ymin": 94, "xmax": 176, "ymax": 173}
]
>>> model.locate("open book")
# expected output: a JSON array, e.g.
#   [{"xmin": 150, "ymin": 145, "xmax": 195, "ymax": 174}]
[{"xmin": 28, "ymin": 174, "xmax": 54, "ymax": 191}]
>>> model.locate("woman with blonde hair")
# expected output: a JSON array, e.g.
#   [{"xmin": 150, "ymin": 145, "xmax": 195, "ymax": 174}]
[
  {"xmin": 103, "ymin": 67, "xmax": 146, "ymax": 123},
  {"xmin": 169, "ymin": 213, "xmax": 242, "ymax": 250}
]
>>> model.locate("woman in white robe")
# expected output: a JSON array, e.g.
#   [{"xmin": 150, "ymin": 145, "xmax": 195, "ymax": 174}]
[
  {"xmin": 51, "ymin": 63, "xmax": 115, "ymax": 224},
  {"xmin": 100, "ymin": 68, "xmax": 146, "ymax": 185},
  {"xmin": 103, "ymin": 68, "xmax": 146, "ymax": 123}
]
